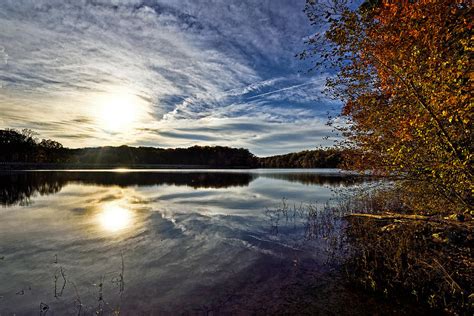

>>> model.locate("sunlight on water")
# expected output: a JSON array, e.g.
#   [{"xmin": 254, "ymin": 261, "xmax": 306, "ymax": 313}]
[
  {"xmin": 97, "ymin": 202, "xmax": 133, "ymax": 232},
  {"xmin": 113, "ymin": 168, "xmax": 131, "ymax": 172},
  {"xmin": 0, "ymin": 170, "xmax": 367, "ymax": 314}
]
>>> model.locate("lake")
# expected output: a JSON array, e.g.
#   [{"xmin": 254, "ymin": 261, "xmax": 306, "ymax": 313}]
[{"xmin": 0, "ymin": 169, "xmax": 392, "ymax": 315}]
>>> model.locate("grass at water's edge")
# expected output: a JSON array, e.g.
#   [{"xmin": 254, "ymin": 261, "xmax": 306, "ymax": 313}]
[
  {"xmin": 268, "ymin": 186, "xmax": 473, "ymax": 315},
  {"xmin": 332, "ymin": 188, "xmax": 474, "ymax": 315}
]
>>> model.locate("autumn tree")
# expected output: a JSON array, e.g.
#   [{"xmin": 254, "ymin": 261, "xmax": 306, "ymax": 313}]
[{"xmin": 302, "ymin": 0, "xmax": 472, "ymax": 214}]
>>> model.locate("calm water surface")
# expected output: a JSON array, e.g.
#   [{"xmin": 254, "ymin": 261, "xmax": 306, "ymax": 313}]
[{"xmin": 0, "ymin": 169, "xmax": 372, "ymax": 315}]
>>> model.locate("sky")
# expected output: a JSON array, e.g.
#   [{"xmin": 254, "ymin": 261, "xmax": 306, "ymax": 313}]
[{"xmin": 0, "ymin": 0, "xmax": 342, "ymax": 156}]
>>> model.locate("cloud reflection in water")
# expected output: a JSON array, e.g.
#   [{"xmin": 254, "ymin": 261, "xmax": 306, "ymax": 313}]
[{"xmin": 0, "ymin": 170, "xmax": 372, "ymax": 314}]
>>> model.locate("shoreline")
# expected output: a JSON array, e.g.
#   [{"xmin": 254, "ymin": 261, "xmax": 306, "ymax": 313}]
[{"xmin": 0, "ymin": 163, "xmax": 345, "ymax": 171}]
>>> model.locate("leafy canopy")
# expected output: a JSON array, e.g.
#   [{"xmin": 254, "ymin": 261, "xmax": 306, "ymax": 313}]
[{"xmin": 302, "ymin": 0, "xmax": 473, "ymax": 213}]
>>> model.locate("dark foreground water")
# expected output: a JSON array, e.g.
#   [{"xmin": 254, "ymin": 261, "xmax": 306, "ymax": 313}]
[{"xmin": 0, "ymin": 169, "xmax": 411, "ymax": 315}]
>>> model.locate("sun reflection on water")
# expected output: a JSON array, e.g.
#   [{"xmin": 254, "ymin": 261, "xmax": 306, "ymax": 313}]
[{"xmin": 98, "ymin": 202, "xmax": 133, "ymax": 233}]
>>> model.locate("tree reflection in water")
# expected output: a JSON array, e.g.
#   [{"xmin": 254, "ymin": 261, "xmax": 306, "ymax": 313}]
[{"xmin": 0, "ymin": 170, "xmax": 369, "ymax": 206}]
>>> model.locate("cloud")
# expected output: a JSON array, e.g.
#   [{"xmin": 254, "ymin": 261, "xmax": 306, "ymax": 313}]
[{"xmin": 0, "ymin": 0, "xmax": 341, "ymax": 154}]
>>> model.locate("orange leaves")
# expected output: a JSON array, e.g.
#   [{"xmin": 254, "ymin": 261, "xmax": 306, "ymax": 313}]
[
  {"xmin": 316, "ymin": 0, "xmax": 472, "ymax": 212},
  {"xmin": 342, "ymin": 99, "xmax": 355, "ymax": 116}
]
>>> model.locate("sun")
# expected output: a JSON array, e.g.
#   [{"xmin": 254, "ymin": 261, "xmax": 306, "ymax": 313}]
[{"xmin": 95, "ymin": 92, "xmax": 143, "ymax": 132}]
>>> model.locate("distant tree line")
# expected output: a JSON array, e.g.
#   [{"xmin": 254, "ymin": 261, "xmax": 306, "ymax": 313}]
[
  {"xmin": 65, "ymin": 145, "xmax": 258, "ymax": 167},
  {"xmin": 259, "ymin": 149, "xmax": 342, "ymax": 168},
  {"xmin": 0, "ymin": 129, "xmax": 66, "ymax": 163},
  {"xmin": 0, "ymin": 129, "xmax": 343, "ymax": 168}
]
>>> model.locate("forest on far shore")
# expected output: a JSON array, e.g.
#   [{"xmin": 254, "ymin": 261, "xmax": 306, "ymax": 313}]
[{"xmin": 0, "ymin": 129, "xmax": 342, "ymax": 168}]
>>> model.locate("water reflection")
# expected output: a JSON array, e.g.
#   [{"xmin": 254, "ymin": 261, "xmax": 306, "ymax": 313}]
[
  {"xmin": 0, "ymin": 170, "xmax": 368, "ymax": 206},
  {"xmin": 263, "ymin": 172, "xmax": 365, "ymax": 186},
  {"xmin": 0, "ymin": 169, "xmax": 383, "ymax": 314},
  {"xmin": 97, "ymin": 202, "xmax": 133, "ymax": 233}
]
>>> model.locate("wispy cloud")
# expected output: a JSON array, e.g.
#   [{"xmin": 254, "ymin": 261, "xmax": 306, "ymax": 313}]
[{"xmin": 0, "ymin": 0, "xmax": 341, "ymax": 155}]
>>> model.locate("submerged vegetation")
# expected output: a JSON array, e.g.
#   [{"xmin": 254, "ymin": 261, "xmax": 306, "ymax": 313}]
[
  {"xmin": 268, "ymin": 189, "xmax": 473, "ymax": 314},
  {"xmin": 341, "ymin": 188, "xmax": 473, "ymax": 314}
]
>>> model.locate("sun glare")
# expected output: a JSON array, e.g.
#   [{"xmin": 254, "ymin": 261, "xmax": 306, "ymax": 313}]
[
  {"xmin": 96, "ymin": 92, "xmax": 144, "ymax": 132},
  {"xmin": 98, "ymin": 203, "xmax": 133, "ymax": 232}
]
